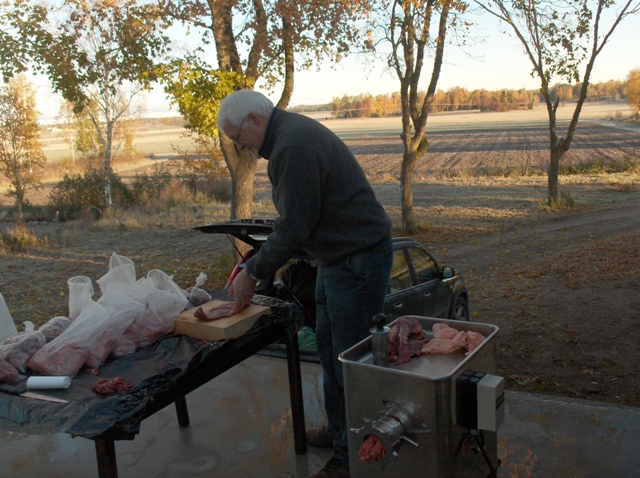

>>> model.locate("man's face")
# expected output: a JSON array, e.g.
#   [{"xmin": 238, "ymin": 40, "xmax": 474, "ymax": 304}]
[{"xmin": 226, "ymin": 113, "xmax": 264, "ymax": 158}]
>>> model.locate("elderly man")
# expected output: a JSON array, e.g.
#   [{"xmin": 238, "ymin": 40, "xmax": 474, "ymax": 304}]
[{"xmin": 218, "ymin": 89, "xmax": 392, "ymax": 478}]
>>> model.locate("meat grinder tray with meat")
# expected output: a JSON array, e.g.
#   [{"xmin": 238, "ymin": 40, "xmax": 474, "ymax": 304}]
[{"xmin": 341, "ymin": 316, "xmax": 499, "ymax": 380}]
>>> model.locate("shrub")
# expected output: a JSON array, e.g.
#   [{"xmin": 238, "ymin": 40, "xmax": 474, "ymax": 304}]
[
  {"xmin": 48, "ymin": 168, "xmax": 133, "ymax": 220},
  {"xmin": 0, "ymin": 222, "xmax": 47, "ymax": 254},
  {"xmin": 130, "ymin": 164, "xmax": 173, "ymax": 205}
]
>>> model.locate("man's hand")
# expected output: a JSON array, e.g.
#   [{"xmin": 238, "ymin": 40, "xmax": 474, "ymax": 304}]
[{"xmin": 228, "ymin": 268, "xmax": 257, "ymax": 313}]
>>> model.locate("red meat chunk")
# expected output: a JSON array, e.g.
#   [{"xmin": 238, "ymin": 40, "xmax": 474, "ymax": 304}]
[
  {"xmin": 92, "ymin": 377, "xmax": 133, "ymax": 395},
  {"xmin": 194, "ymin": 302, "xmax": 236, "ymax": 321},
  {"xmin": 388, "ymin": 317, "xmax": 427, "ymax": 365}
]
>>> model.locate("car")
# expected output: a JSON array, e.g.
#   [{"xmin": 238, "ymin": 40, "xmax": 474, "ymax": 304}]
[{"xmin": 195, "ymin": 218, "xmax": 469, "ymax": 360}]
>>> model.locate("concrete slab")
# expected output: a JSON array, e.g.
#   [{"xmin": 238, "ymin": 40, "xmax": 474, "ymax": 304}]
[{"xmin": 1, "ymin": 355, "xmax": 638, "ymax": 477}]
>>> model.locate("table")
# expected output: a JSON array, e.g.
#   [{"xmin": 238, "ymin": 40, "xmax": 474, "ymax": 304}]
[{"xmin": 0, "ymin": 297, "xmax": 307, "ymax": 478}]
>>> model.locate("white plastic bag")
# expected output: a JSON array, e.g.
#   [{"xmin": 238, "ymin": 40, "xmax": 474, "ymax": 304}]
[
  {"xmin": 67, "ymin": 276, "xmax": 94, "ymax": 320},
  {"xmin": 96, "ymin": 253, "xmax": 136, "ymax": 295}
]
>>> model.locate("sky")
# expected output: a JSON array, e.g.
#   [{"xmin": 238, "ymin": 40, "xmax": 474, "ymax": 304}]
[{"xmin": 36, "ymin": 6, "xmax": 640, "ymax": 121}]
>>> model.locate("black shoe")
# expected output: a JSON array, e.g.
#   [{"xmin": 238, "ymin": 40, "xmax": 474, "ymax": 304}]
[
  {"xmin": 306, "ymin": 426, "xmax": 335, "ymax": 448},
  {"xmin": 310, "ymin": 457, "xmax": 350, "ymax": 478}
]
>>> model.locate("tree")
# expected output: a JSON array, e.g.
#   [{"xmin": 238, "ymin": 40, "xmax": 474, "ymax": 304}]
[
  {"xmin": 626, "ymin": 68, "xmax": 640, "ymax": 116},
  {"xmin": 161, "ymin": 0, "xmax": 375, "ymax": 220},
  {"xmin": 381, "ymin": 0, "xmax": 468, "ymax": 232},
  {"xmin": 3, "ymin": 0, "xmax": 171, "ymax": 209},
  {"xmin": 0, "ymin": 74, "xmax": 46, "ymax": 220},
  {"xmin": 475, "ymin": 0, "xmax": 640, "ymax": 206}
]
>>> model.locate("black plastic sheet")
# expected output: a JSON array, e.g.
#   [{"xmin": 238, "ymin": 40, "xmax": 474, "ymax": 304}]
[{"xmin": 0, "ymin": 294, "xmax": 303, "ymax": 439}]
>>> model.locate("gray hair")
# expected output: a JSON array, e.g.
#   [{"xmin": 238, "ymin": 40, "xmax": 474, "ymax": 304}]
[{"xmin": 217, "ymin": 90, "xmax": 274, "ymax": 130}]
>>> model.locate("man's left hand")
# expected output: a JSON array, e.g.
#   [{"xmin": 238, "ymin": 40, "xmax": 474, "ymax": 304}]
[{"xmin": 228, "ymin": 268, "xmax": 257, "ymax": 313}]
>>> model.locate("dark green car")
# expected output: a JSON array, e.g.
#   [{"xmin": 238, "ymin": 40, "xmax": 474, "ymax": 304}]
[{"xmin": 196, "ymin": 218, "xmax": 470, "ymax": 359}]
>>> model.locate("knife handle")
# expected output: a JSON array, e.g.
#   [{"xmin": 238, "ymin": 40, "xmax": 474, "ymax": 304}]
[{"xmin": 0, "ymin": 383, "xmax": 26, "ymax": 396}]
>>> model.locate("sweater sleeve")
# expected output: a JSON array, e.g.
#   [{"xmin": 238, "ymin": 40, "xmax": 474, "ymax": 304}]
[{"xmin": 246, "ymin": 146, "xmax": 325, "ymax": 279}]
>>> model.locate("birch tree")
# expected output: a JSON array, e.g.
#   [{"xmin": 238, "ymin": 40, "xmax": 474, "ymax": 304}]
[
  {"xmin": 382, "ymin": 0, "xmax": 469, "ymax": 232},
  {"xmin": 0, "ymin": 74, "xmax": 46, "ymax": 221},
  {"xmin": 475, "ymin": 0, "xmax": 640, "ymax": 206},
  {"xmin": 2, "ymin": 0, "xmax": 171, "ymax": 209}
]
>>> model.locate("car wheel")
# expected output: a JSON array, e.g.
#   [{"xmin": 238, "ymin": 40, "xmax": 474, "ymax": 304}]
[{"xmin": 450, "ymin": 296, "xmax": 469, "ymax": 321}]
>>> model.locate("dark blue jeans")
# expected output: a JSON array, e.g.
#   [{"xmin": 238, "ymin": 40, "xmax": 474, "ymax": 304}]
[{"xmin": 314, "ymin": 236, "xmax": 393, "ymax": 465}]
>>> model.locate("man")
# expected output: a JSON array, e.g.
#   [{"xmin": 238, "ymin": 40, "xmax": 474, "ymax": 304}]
[{"xmin": 218, "ymin": 89, "xmax": 392, "ymax": 478}]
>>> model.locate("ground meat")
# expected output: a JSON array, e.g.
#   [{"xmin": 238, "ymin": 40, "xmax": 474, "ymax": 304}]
[
  {"xmin": 92, "ymin": 377, "xmax": 133, "ymax": 395},
  {"xmin": 194, "ymin": 302, "xmax": 236, "ymax": 322},
  {"xmin": 388, "ymin": 317, "xmax": 427, "ymax": 364},
  {"xmin": 0, "ymin": 360, "xmax": 19, "ymax": 383},
  {"xmin": 86, "ymin": 330, "xmax": 119, "ymax": 371},
  {"xmin": 134, "ymin": 308, "xmax": 174, "ymax": 346},
  {"xmin": 359, "ymin": 434, "xmax": 386, "ymax": 463},
  {"xmin": 37, "ymin": 316, "xmax": 71, "ymax": 342},
  {"xmin": 28, "ymin": 343, "xmax": 89, "ymax": 376},
  {"xmin": 111, "ymin": 324, "xmax": 142, "ymax": 358},
  {"xmin": 187, "ymin": 287, "xmax": 212, "ymax": 307}
]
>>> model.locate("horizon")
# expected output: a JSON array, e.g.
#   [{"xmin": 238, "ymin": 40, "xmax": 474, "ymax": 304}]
[{"xmin": 33, "ymin": 6, "xmax": 639, "ymax": 122}]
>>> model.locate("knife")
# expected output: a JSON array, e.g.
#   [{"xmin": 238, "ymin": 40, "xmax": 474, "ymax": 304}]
[{"xmin": 0, "ymin": 383, "xmax": 68, "ymax": 403}]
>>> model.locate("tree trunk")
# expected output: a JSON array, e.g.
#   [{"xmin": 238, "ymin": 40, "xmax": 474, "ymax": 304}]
[
  {"xmin": 220, "ymin": 135, "xmax": 256, "ymax": 219},
  {"xmin": 400, "ymin": 148, "xmax": 418, "ymax": 232},
  {"xmin": 231, "ymin": 155, "xmax": 257, "ymax": 219},
  {"xmin": 547, "ymin": 149, "xmax": 561, "ymax": 206}
]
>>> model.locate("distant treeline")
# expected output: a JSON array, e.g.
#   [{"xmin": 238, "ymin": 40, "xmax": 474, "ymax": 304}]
[{"xmin": 289, "ymin": 79, "xmax": 627, "ymax": 118}]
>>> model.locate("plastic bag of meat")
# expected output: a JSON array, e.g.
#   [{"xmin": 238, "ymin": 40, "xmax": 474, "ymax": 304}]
[
  {"xmin": 185, "ymin": 272, "xmax": 212, "ymax": 308},
  {"xmin": 37, "ymin": 316, "xmax": 72, "ymax": 342},
  {"xmin": 110, "ymin": 268, "xmax": 188, "ymax": 355},
  {"xmin": 0, "ymin": 359, "xmax": 19, "ymax": 383},
  {"xmin": 86, "ymin": 290, "xmax": 145, "ymax": 370},
  {"xmin": 0, "ymin": 330, "xmax": 47, "ymax": 373},
  {"xmin": 135, "ymin": 269, "xmax": 188, "ymax": 343},
  {"xmin": 29, "ymin": 298, "xmax": 137, "ymax": 376},
  {"xmin": 93, "ymin": 255, "xmax": 187, "ymax": 357}
]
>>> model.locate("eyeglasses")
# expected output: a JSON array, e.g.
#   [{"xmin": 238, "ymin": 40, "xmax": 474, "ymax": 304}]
[{"xmin": 232, "ymin": 118, "xmax": 247, "ymax": 146}]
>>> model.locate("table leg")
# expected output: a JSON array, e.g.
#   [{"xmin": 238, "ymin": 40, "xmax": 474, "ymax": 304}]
[
  {"xmin": 175, "ymin": 395, "xmax": 190, "ymax": 427},
  {"xmin": 95, "ymin": 436, "xmax": 118, "ymax": 478},
  {"xmin": 286, "ymin": 331, "xmax": 307, "ymax": 455}
]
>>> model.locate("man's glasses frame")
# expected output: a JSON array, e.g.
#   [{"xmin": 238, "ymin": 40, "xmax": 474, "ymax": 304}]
[{"xmin": 232, "ymin": 118, "xmax": 247, "ymax": 145}]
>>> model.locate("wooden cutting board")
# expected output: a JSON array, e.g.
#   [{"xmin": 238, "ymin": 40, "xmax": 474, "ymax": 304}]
[{"xmin": 173, "ymin": 300, "xmax": 271, "ymax": 341}]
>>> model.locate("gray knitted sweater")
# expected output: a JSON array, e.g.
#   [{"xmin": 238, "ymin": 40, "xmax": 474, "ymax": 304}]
[{"xmin": 245, "ymin": 108, "xmax": 391, "ymax": 280}]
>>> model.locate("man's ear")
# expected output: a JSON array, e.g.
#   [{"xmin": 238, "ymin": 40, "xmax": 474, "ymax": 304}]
[{"xmin": 247, "ymin": 112, "xmax": 260, "ymax": 126}]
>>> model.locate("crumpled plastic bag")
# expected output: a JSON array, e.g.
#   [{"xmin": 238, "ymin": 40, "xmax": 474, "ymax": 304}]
[
  {"xmin": 37, "ymin": 316, "xmax": 72, "ymax": 343},
  {"xmin": 0, "ymin": 329, "xmax": 47, "ymax": 373},
  {"xmin": 96, "ymin": 253, "xmax": 137, "ymax": 296},
  {"xmin": 0, "ymin": 359, "xmax": 19, "ymax": 383}
]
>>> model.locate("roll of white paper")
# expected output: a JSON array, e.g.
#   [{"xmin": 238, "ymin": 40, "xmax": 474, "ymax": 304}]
[{"xmin": 26, "ymin": 376, "xmax": 72, "ymax": 390}]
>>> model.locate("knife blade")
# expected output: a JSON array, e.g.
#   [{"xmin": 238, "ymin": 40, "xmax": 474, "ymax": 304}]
[{"xmin": 0, "ymin": 383, "xmax": 68, "ymax": 403}]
